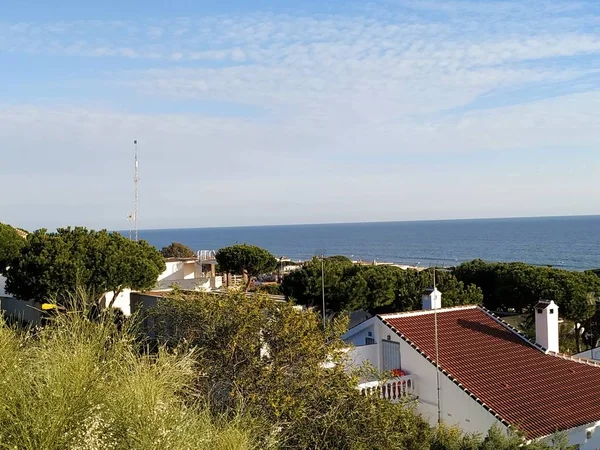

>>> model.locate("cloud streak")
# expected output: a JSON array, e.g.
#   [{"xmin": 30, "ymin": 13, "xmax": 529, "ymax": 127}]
[{"xmin": 2, "ymin": 0, "xmax": 600, "ymax": 228}]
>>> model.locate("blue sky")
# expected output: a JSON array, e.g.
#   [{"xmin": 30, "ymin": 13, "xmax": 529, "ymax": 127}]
[{"xmin": 2, "ymin": 0, "xmax": 600, "ymax": 230}]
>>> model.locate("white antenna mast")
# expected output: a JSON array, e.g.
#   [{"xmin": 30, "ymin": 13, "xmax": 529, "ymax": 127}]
[
  {"xmin": 134, "ymin": 140, "xmax": 139, "ymax": 241},
  {"xmin": 433, "ymin": 265, "xmax": 441, "ymax": 425},
  {"xmin": 128, "ymin": 140, "xmax": 140, "ymax": 241}
]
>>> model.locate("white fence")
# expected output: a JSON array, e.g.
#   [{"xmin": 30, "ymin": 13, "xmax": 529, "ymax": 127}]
[{"xmin": 358, "ymin": 375, "xmax": 416, "ymax": 401}]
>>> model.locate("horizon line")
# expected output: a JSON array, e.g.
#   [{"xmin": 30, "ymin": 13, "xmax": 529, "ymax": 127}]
[{"xmin": 130, "ymin": 213, "xmax": 600, "ymax": 233}]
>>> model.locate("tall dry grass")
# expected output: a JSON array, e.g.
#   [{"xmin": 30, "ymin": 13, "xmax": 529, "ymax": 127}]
[{"xmin": 0, "ymin": 305, "xmax": 255, "ymax": 450}]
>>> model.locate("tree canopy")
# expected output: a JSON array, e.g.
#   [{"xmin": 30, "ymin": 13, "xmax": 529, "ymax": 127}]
[
  {"xmin": 454, "ymin": 259, "xmax": 600, "ymax": 352},
  {"xmin": 282, "ymin": 259, "xmax": 483, "ymax": 314},
  {"xmin": 160, "ymin": 242, "xmax": 195, "ymax": 258},
  {"xmin": 5, "ymin": 227, "xmax": 165, "ymax": 307},
  {"xmin": 0, "ymin": 223, "xmax": 26, "ymax": 274},
  {"xmin": 215, "ymin": 244, "xmax": 277, "ymax": 290}
]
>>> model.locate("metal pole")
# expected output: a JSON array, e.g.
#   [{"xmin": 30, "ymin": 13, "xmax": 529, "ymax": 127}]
[
  {"xmin": 321, "ymin": 256, "xmax": 325, "ymax": 326},
  {"xmin": 434, "ymin": 305, "xmax": 441, "ymax": 425},
  {"xmin": 133, "ymin": 140, "xmax": 139, "ymax": 242}
]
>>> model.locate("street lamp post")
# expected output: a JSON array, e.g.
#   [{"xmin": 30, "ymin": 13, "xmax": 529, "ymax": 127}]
[{"xmin": 321, "ymin": 256, "xmax": 325, "ymax": 327}]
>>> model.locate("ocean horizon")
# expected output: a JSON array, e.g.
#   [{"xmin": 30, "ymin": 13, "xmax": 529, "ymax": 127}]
[{"xmin": 132, "ymin": 215, "xmax": 600, "ymax": 271}]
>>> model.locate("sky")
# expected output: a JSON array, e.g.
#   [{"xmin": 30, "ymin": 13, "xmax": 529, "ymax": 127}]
[{"xmin": 2, "ymin": 0, "xmax": 600, "ymax": 231}]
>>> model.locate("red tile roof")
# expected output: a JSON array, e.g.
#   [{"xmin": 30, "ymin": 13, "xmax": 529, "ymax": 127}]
[{"xmin": 380, "ymin": 306, "xmax": 600, "ymax": 439}]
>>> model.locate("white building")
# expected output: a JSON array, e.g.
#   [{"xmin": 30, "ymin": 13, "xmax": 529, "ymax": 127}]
[
  {"xmin": 343, "ymin": 294, "xmax": 600, "ymax": 449},
  {"xmin": 98, "ymin": 253, "xmax": 223, "ymax": 316},
  {"xmin": 156, "ymin": 255, "xmax": 222, "ymax": 292}
]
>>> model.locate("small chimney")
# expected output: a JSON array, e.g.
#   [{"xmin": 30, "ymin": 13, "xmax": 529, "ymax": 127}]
[
  {"xmin": 422, "ymin": 287, "xmax": 442, "ymax": 310},
  {"xmin": 535, "ymin": 300, "xmax": 559, "ymax": 353}
]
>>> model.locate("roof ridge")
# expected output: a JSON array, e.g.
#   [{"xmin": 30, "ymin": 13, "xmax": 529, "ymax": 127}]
[
  {"xmin": 547, "ymin": 351, "xmax": 600, "ymax": 368},
  {"xmin": 380, "ymin": 314, "xmax": 513, "ymax": 432},
  {"xmin": 379, "ymin": 305, "xmax": 478, "ymax": 320}
]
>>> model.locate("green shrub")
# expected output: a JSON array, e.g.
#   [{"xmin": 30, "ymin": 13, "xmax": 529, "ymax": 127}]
[{"xmin": 0, "ymin": 309, "xmax": 255, "ymax": 450}]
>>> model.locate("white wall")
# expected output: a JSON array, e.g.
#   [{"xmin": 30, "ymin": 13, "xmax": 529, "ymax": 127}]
[
  {"xmin": 183, "ymin": 263, "xmax": 195, "ymax": 280},
  {"xmin": 103, "ymin": 289, "xmax": 132, "ymax": 316},
  {"xmin": 347, "ymin": 323, "xmax": 376, "ymax": 347},
  {"xmin": 0, "ymin": 276, "xmax": 6, "ymax": 296},
  {"xmin": 539, "ymin": 420, "xmax": 600, "ymax": 450},
  {"xmin": 347, "ymin": 344, "xmax": 379, "ymax": 371},
  {"xmin": 158, "ymin": 261, "xmax": 184, "ymax": 282},
  {"xmin": 574, "ymin": 348, "xmax": 600, "ymax": 361}
]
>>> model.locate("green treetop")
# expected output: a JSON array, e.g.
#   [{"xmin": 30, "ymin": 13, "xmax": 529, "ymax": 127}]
[
  {"xmin": 160, "ymin": 242, "xmax": 195, "ymax": 258},
  {"xmin": 0, "ymin": 223, "xmax": 26, "ymax": 275},
  {"xmin": 215, "ymin": 244, "xmax": 277, "ymax": 291},
  {"xmin": 5, "ymin": 227, "xmax": 165, "ymax": 308}
]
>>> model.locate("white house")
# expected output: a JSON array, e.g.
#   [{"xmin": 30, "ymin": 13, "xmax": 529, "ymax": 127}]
[
  {"xmin": 156, "ymin": 255, "xmax": 222, "ymax": 292},
  {"xmin": 343, "ymin": 292, "xmax": 600, "ymax": 449}
]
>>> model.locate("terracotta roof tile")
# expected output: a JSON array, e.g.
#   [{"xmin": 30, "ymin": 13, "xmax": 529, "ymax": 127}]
[{"xmin": 381, "ymin": 307, "xmax": 600, "ymax": 439}]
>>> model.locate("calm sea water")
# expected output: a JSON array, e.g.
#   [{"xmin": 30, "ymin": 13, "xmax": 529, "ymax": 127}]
[{"xmin": 136, "ymin": 216, "xmax": 600, "ymax": 271}]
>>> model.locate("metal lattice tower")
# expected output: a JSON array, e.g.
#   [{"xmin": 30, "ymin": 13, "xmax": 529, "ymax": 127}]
[
  {"xmin": 128, "ymin": 140, "xmax": 140, "ymax": 241},
  {"xmin": 133, "ymin": 140, "xmax": 139, "ymax": 241}
]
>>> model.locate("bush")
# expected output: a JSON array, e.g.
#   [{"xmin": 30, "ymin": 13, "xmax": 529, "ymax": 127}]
[
  {"xmin": 149, "ymin": 291, "xmax": 433, "ymax": 449},
  {"xmin": 0, "ymin": 307, "xmax": 255, "ymax": 450}
]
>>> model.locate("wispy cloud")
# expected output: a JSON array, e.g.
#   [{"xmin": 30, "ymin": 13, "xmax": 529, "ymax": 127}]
[{"xmin": 2, "ymin": 0, "xmax": 600, "ymax": 228}]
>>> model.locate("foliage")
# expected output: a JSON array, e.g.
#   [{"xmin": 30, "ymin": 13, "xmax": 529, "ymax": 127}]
[
  {"xmin": 430, "ymin": 424, "xmax": 572, "ymax": 450},
  {"xmin": 5, "ymin": 227, "xmax": 165, "ymax": 307},
  {"xmin": 215, "ymin": 244, "xmax": 278, "ymax": 291},
  {"xmin": 282, "ymin": 259, "xmax": 483, "ymax": 314},
  {"xmin": 454, "ymin": 260, "xmax": 600, "ymax": 352},
  {"xmin": 0, "ymin": 300, "xmax": 255, "ymax": 450},
  {"xmin": 160, "ymin": 242, "xmax": 195, "ymax": 258},
  {"xmin": 586, "ymin": 269, "xmax": 600, "ymax": 278},
  {"xmin": 254, "ymin": 283, "xmax": 283, "ymax": 295},
  {"xmin": 148, "ymin": 290, "xmax": 431, "ymax": 450},
  {"xmin": 0, "ymin": 286, "xmax": 575, "ymax": 450},
  {"xmin": 0, "ymin": 223, "xmax": 25, "ymax": 274}
]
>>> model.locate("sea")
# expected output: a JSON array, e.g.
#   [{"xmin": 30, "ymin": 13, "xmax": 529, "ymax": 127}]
[{"xmin": 136, "ymin": 216, "xmax": 600, "ymax": 271}]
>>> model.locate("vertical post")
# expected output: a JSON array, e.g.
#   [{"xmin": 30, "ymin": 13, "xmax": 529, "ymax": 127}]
[
  {"xmin": 133, "ymin": 140, "xmax": 139, "ymax": 242},
  {"xmin": 434, "ymin": 266, "xmax": 441, "ymax": 425},
  {"xmin": 321, "ymin": 256, "xmax": 326, "ymax": 327}
]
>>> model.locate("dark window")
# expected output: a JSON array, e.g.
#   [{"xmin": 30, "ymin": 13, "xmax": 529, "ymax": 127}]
[
  {"xmin": 537, "ymin": 308, "xmax": 543, "ymax": 314},
  {"xmin": 549, "ymin": 309, "xmax": 554, "ymax": 314},
  {"xmin": 367, "ymin": 331, "xmax": 372, "ymax": 337},
  {"xmin": 365, "ymin": 337, "xmax": 375, "ymax": 345}
]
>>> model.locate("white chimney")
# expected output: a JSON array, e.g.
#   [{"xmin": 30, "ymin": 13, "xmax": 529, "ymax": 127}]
[
  {"xmin": 535, "ymin": 300, "xmax": 559, "ymax": 353},
  {"xmin": 422, "ymin": 287, "xmax": 442, "ymax": 310}
]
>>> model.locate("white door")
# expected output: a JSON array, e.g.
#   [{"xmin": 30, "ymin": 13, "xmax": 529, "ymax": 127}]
[{"xmin": 382, "ymin": 339, "xmax": 401, "ymax": 372}]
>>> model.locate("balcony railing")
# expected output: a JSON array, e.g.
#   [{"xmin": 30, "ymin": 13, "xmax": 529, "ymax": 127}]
[{"xmin": 358, "ymin": 375, "xmax": 416, "ymax": 401}]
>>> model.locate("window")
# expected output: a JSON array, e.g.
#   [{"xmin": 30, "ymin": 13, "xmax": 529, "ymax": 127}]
[
  {"xmin": 367, "ymin": 331, "xmax": 372, "ymax": 337},
  {"xmin": 366, "ymin": 337, "xmax": 375, "ymax": 345},
  {"xmin": 549, "ymin": 309, "xmax": 554, "ymax": 314},
  {"xmin": 586, "ymin": 430, "xmax": 592, "ymax": 440},
  {"xmin": 537, "ymin": 308, "xmax": 542, "ymax": 314}
]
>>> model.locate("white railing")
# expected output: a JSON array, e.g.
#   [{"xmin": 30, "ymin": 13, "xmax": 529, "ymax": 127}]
[
  {"xmin": 197, "ymin": 250, "xmax": 216, "ymax": 261},
  {"xmin": 358, "ymin": 375, "xmax": 416, "ymax": 401}
]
